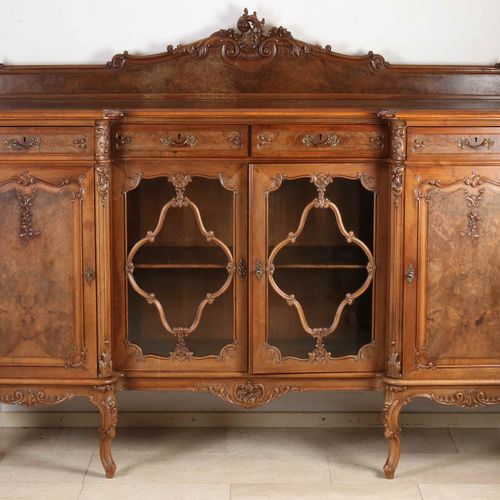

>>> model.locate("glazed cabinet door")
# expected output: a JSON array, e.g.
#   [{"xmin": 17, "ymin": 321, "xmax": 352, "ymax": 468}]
[
  {"xmin": 251, "ymin": 163, "xmax": 387, "ymax": 373},
  {"xmin": 0, "ymin": 165, "xmax": 97, "ymax": 378},
  {"xmin": 403, "ymin": 167, "xmax": 500, "ymax": 378},
  {"xmin": 113, "ymin": 161, "xmax": 247, "ymax": 372}
]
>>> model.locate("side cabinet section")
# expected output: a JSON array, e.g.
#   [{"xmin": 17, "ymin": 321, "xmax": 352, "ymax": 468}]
[
  {"xmin": 0, "ymin": 165, "xmax": 97, "ymax": 378},
  {"xmin": 403, "ymin": 165, "xmax": 500, "ymax": 379}
]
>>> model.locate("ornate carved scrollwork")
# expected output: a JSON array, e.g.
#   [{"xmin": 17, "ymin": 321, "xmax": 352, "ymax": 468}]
[
  {"xmin": 96, "ymin": 165, "xmax": 110, "ymax": 205},
  {"xmin": 63, "ymin": 346, "xmax": 87, "ymax": 369},
  {"xmin": 387, "ymin": 341, "xmax": 401, "ymax": 378},
  {"xmin": 257, "ymin": 133, "xmax": 272, "ymax": 150},
  {"xmin": 126, "ymin": 172, "xmax": 237, "ymax": 361},
  {"xmin": 95, "ymin": 124, "xmax": 110, "ymax": 157},
  {"xmin": 99, "ymin": 340, "xmax": 113, "ymax": 378},
  {"xmin": 73, "ymin": 137, "xmax": 87, "ymax": 150},
  {"xmin": 431, "ymin": 390, "xmax": 500, "ymax": 408},
  {"xmin": 227, "ymin": 131, "xmax": 243, "ymax": 149},
  {"xmin": 16, "ymin": 189, "xmax": 40, "ymax": 243},
  {"xmin": 0, "ymin": 388, "xmax": 72, "ymax": 408},
  {"xmin": 196, "ymin": 380, "xmax": 303, "ymax": 409},
  {"xmin": 369, "ymin": 134, "xmax": 384, "ymax": 150},
  {"xmin": 5, "ymin": 136, "xmax": 41, "ymax": 152}
]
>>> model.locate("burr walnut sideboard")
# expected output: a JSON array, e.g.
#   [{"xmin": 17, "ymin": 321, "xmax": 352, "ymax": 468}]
[{"xmin": 0, "ymin": 9, "xmax": 499, "ymax": 479}]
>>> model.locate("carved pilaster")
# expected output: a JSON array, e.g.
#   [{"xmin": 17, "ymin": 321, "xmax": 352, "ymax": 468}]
[
  {"xmin": 94, "ymin": 110, "xmax": 123, "ymax": 379},
  {"xmin": 378, "ymin": 111, "xmax": 407, "ymax": 379}
]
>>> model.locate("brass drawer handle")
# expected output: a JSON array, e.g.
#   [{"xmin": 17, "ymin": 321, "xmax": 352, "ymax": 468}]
[
  {"xmin": 302, "ymin": 133, "xmax": 340, "ymax": 148},
  {"xmin": 457, "ymin": 137, "xmax": 495, "ymax": 150},
  {"xmin": 84, "ymin": 265, "xmax": 95, "ymax": 284},
  {"xmin": 255, "ymin": 259, "xmax": 265, "ymax": 280},
  {"xmin": 116, "ymin": 134, "xmax": 131, "ymax": 148},
  {"xmin": 5, "ymin": 136, "xmax": 41, "ymax": 151},
  {"xmin": 406, "ymin": 263, "xmax": 415, "ymax": 285},
  {"xmin": 160, "ymin": 134, "xmax": 198, "ymax": 148},
  {"xmin": 237, "ymin": 258, "xmax": 247, "ymax": 279}
]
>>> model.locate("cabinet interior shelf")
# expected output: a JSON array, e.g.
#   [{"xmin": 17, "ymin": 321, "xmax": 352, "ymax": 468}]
[{"xmin": 132, "ymin": 263, "xmax": 366, "ymax": 270}]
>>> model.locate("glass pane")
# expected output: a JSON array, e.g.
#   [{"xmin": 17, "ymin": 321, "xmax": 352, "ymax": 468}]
[
  {"xmin": 128, "ymin": 269, "xmax": 233, "ymax": 357},
  {"xmin": 267, "ymin": 175, "xmax": 374, "ymax": 360},
  {"xmin": 126, "ymin": 175, "xmax": 235, "ymax": 359}
]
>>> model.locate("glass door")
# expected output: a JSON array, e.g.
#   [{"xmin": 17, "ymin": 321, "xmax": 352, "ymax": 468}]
[
  {"xmin": 113, "ymin": 161, "xmax": 247, "ymax": 372},
  {"xmin": 251, "ymin": 163, "xmax": 385, "ymax": 373}
]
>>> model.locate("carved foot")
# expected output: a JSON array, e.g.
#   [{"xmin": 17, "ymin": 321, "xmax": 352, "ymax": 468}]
[
  {"xmin": 383, "ymin": 385, "xmax": 408, "ymax": 480},
  {"xmin": 90, "ymin": 385, "xmax": 118, "ymax": 478}
]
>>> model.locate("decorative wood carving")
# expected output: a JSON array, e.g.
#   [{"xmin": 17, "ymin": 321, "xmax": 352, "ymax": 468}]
[
  {"xmin": 73, "ymin": 137, "xmax": 87, "ymax": 150},
  {"xmin": 96, "ymin": 165, "xmax": 110, "ymax": 204},
  {"xmin": 99, "ymin": 340, "xmax": 113, "ymax": 378},
  {"xmin": 227, "ymin": 131, "xmax": 243, "ymax": 149},
  {"xmin": 196, "ymin": 380, "xmax": 303, "ymax": 409},
  {"xmin": 431, "ymin": 390, "xmax": 500, "ymax": 408},
  {"xmin": 5, "ymin": 136, "xmax": 41, "ymax": 151},
  {"xmin": 0, "ymin": 387, "xmax": 72, "ymax": 407},
  {"xmin": 63, "ymin": 346, "xmax": 87, "ymax": 369}
]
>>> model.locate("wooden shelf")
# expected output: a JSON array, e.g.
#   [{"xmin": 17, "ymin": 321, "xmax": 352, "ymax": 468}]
[{"xmin": 133, "ymin": 263, "xmax": 227, "ymax": 269}]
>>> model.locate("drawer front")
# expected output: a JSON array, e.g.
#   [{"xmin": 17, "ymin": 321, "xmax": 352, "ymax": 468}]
[
  {"xmin": 252, "ymin": 125, "xmax": 387, "ymax": 157},
  {"xmin": 408, "ymin": 127, "xmax": 500, "ymax": 158},
  {"xmin": 113, "ymin": 125, "xmax": 248, "ymax": 157},
  {"xmin": 0, "ymin": 127, "xmax": 92, "ymax": 156}
]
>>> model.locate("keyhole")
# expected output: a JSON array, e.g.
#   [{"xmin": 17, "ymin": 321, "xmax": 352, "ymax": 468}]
[{"xmin": 474, "ymin": 137, "xmax": 479, "ymax": 144}]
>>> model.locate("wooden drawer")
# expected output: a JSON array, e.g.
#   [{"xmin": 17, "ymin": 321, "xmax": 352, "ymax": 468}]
[
  {"xmin": 0, "ymin": 127, "xmax": 92, "ymax": 156},
  {"xmin": 113, "ymin": 125, "xmax": 248, "ymax": 157},
  {"xmin": 408, "ymin": 127, "xmax": 500, "ymax": 158},
  {"xmin": 251, "ymin": 125, "xmax": 387, "ymax": 157}
]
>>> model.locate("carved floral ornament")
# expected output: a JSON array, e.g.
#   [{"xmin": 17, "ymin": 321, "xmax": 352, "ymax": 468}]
[{"xmin": 106, "ymin": 9, "xmax": 389, "ymax": 72}]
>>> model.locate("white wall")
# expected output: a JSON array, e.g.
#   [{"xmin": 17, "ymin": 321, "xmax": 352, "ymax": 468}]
[{"xmin": 1, "ymin": 0, "xmax": 499, "ymax": 414}]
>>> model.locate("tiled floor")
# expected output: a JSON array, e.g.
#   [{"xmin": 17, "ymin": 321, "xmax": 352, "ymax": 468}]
[{"xmin": 0, "ymin": 427, "xmax": 500, "ymax": 499}]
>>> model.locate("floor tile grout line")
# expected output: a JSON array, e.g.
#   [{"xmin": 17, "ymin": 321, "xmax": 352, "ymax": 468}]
[{"xmin": 447, "ymin": 427, "xmax": 460, "ymax": 453}]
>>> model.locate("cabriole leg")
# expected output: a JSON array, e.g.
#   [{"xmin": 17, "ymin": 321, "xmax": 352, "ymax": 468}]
[
  {"xmin": 90, "ymin": 385, "xmax": 118, "ymax": 478},
  {"xmin": 383, "ymin": 385, "xmax": 408, "ymax": 479}
]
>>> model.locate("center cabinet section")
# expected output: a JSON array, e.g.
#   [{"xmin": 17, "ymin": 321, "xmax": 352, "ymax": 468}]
[
  {"xmin": 250, "ymin": 163, "xmax": 387, "ymax": 374},
  {"xmin": 113, "ymin": 161, "xmax": 247, "ymax": 373}
]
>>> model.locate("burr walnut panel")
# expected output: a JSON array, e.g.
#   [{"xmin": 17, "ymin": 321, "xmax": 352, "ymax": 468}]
[
  {"xmin": 0, "ymin": 127, "xmax": 93, "ymax": 156},
  {"xmin": 113, "ymin": 125, "xmax": 248, "ymax": 157},
  {"xmin": 252, "ymin": 125, "xmax": 387, "ymax": 158},
  {"xmin": 0, "ymin": 166, "xmax": 96, "ymax": 378},
  {"xmin": 404, "ymin": 168, "xmax": 500, "ymax": 376}
]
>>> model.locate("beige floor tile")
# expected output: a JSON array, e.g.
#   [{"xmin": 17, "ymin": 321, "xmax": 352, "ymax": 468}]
[
  {"xmin": 328, "ymin": 428, "xmax": 457, "ymax": 456},
  {"xmin": 450, "ymin": 428, "xmax": 500, "ymax": 454},
  {"xmin": 0, "ymin": 427, "xmax": 60, "ymax": 453},
  {"xmin": 0, "ymin": 482, "xmax": 83, "ymax": 500},
  {"xmin": 80, "ymin": 482, "xmax": 230, "ymax": 500},
  {"xmin": 0, "ymin": 451, "xmax": 91, "ymax": 482},
  {"xmin": 53, "ymin": 428, "xmax": 99, "ymax": 453},
  {"xmin": 85, "ymin": 449, "xmax": 330, "ymax": 484},
  {"xmin": 226, "ymin": 428, "xmax": 333, "ymax": 454},
  {"xmin": 419, "ymin": 483, "xmax": 500, "ymax": 500},
  {"xmin": 112, "ymin": 427, "xmax": 228, "ymax": 454},
  {"xmin": 231, "ymin": 482, "xmax": 423, "ymax": 500},
  {"xmin": 329, "ymin": 452, "xmax": 500, "ymax": 484}
]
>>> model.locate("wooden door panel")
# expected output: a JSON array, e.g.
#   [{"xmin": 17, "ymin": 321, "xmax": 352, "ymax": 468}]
[
  {"xmin": 0, "ymin": 165, "xmax": 97, "ymax": 378},
  {"xmin": 404, "ymin": 166, "xmax": 500, "ymax": 378},
  {"xmin": 113, "ymin": 160, "xmax": 247, "ymax": 373},
  {"xmin": 251, "ymin": 162, "xmax": 387, "ymax": 374}
]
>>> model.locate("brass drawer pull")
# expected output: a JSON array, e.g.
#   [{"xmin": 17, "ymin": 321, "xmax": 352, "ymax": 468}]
[
  {"xmin": 406, "ymin": 263, "xmax": 415, "ymax": 285},
  {"xmin": 301, "ymin": 133, "xmax": 340, "ymax": 148},
  {"xmin": 116, "ymin": 134, "xmax": 131, "ymax": 148},
  {"xmin": 255, "ymin": 259, "xmax": 265, "ymax": 280},
  {"xmin": 457, "ymin": 137, "xmax": 495, "ymax": 150},
  {"xmin": 84, "ymin": 265, "xmax": 95, "ymax": 284},
  {"xmin": 5, "ymin": 136, "xmax": 41, "ymax": 151},
  {"xmin": 160, "ymin": 134, "xmax": 198, "ymax": 148},
  {"xmin": 237, "ymin": 258, "xmax": 247, "ymax": 279}
]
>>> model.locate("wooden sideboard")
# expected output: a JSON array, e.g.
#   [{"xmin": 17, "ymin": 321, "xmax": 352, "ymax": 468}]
[{"xmin": 0, "ymin": 9, "xmax": 499, "ymax": 479}]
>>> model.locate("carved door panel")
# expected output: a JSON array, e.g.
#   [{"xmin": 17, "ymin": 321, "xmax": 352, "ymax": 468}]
[
  {"xmin": 251, "ymin": 163, "xmax": 387, "ymax": 374},
  {"xmin": 403, "ymin": 167, "xmax": 500, "ymax": 378},
  {"xmin": 114, "ymin": 161, "xmax": 247, "ymax": 372},
  {"xmin": 0, "ymin": 165, "xmax": 97, "ymax": 378}
]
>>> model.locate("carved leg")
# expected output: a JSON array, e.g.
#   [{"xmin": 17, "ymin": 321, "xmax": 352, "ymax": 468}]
[
  {"xmin": 383, "ymin": 385, "xmax": 408, "ymax": 479},
  {"xmin": 90, "ymin": 385, "xmax": 118, "ymax": 478}
]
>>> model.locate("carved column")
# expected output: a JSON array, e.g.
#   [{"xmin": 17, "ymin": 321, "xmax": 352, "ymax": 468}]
[
  {"xmin": 378, "ymin": 110, "xmax": 407, "ymax": 379},
  {"xmin": 95, "ymin": 110, "xmax": 123, "ymax": 378}
]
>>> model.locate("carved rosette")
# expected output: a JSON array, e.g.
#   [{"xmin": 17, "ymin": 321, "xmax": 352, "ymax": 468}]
[{"xmin": 196, "ymin": 380, "xmax": 303, "ymax": 409}]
